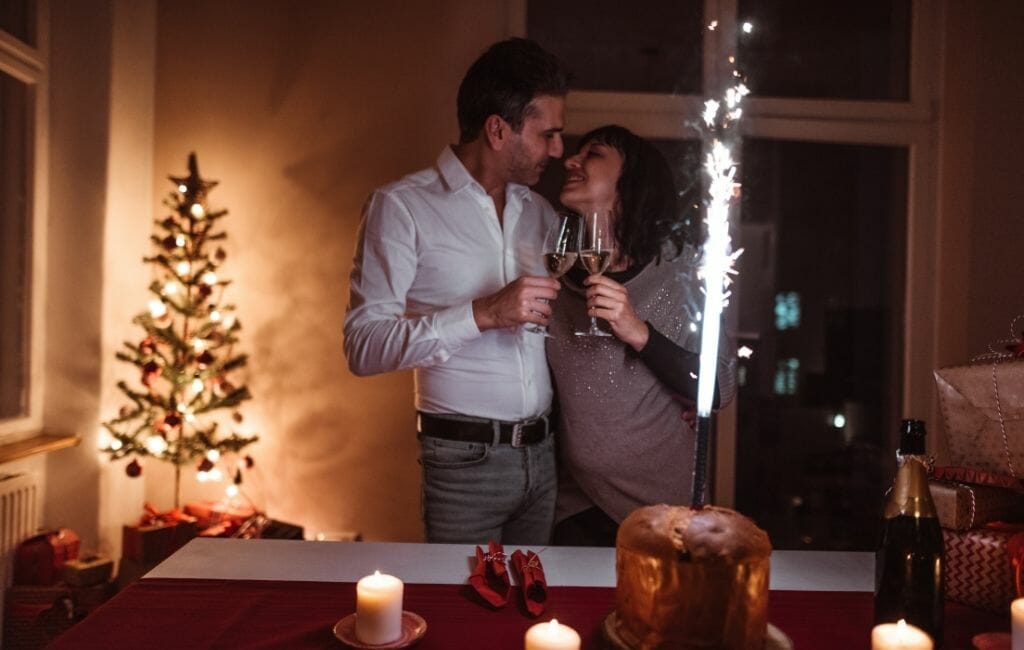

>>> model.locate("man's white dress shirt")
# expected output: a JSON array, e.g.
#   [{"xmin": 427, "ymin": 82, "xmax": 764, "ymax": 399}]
[{"xmin": 344, "ymin": 146, "xmax": 555, "ymax": 421}]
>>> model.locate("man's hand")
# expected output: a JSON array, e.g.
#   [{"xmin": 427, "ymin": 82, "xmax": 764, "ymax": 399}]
[{"xmin": 473, "ymin": 276, "xmax": 561, "ymax": 331}]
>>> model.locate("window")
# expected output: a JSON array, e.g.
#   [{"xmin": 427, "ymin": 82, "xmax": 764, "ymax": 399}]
[
  {"xmin": 524, "ymin": 0, "xmax": 938, "ymax": 550},
  {"xmin": 0, "ymin": 71, "xmax": 31, "ymax": 420},
  {"xmin": 0, "ymin": 0, "xmax": 46, "ymax": 440}
]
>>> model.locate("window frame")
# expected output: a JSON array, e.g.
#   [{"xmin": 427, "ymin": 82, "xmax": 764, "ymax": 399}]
[
  {"xmin": 0, "ymin": 0, "xmax": 49, "ymax": 442},
  {"xmin": 513, "ymin": 0, "xmax": 941, "ymax": 506}
]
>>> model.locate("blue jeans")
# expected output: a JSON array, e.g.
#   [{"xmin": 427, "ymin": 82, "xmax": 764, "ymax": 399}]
[{"xmin": 418, "ymin": 431, "xmax": 556, "ymax": 545}]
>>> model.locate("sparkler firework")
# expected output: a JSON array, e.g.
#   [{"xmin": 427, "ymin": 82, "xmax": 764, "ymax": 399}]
[{"xmin": 690, "ymin": 37, "xmax": 748, "ymax": 507}]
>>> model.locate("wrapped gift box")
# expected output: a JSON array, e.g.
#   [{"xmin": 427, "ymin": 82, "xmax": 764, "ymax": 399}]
[
  {"xmin": 929, "ymin": 480, "xmax": 1024, "ymax": 531},
  {"xmin": 3, "ymin": 581, "xmax": 114, "ymax": 648},
  {"xmin": 943, "ymin": 527, "xmax": 1021, "ymax": 612},
  {"xmin": 935, "ymin": 359, "xmax": 1024, "ymax": 477},
  {"xmin": 3, "ymin": 584, "xmax": 76, "ymax": 649},
  {"xmin": 12, "ymin": 529, "xmax": 81, "ymax": 586},
  {"xmin": 121, "ymin": 521, "xmax": 197, "ymax": 564},
  {"xmin": 184, "ymin": 500, "xmax": 256, "ymax": 530},
  {"xmin": 61, "ymin": 554, "xmax": 114, "ymax": 587}
]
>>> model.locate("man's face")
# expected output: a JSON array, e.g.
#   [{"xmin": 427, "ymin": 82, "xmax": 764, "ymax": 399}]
[{"xmin": 505, "ymin": 95, "xmax": 565, "ymax": 186}]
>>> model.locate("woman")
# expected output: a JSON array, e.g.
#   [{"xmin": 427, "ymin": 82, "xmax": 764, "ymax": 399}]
[{"xmin": 547, "ymin": 125, "xmax": 737, "ymax": 546}]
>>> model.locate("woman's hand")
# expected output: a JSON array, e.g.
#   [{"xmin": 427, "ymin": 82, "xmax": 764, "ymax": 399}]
[{"xmin": 584, "ymin": 274, "xmax": 649, "ymax": 350}]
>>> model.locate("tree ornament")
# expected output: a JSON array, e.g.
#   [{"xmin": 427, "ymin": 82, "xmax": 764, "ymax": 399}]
[
  {"xmin": 197, "ymin": 458, "xmax": 214, "ymax": 472},
  {"xmin": 141, "ymin": 360, "xmax": 161, "ymax": 386},
  {"xmin": 126, "ymin": 459, "xmax": 142, "ymax": 478},
  {"xmin": 163, "ymin": 412, "xmax": 182, "ymax": 430},
  {"xmin": 244, "ymin": 455, "xmax": 254, "ymax": 469},
  {"xmin": 196, "ymin": 351, "xmax": 215, "ymax": 368}
]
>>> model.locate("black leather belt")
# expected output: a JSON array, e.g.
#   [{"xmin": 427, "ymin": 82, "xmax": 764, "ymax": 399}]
[{"xmin": 417, "ymin": 412, "xmax": 549, "ymax": 448}]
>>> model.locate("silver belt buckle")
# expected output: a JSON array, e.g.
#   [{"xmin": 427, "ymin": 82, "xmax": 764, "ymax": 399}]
[{"xmin": 510, "ymin": 422, "xmax": 525, "ymax": 448}]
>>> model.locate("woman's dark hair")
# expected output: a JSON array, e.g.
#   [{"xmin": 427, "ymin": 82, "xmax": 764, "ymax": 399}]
[
  {"xmin": 577, "ymin": 125, "xmax": 683, "ymax": 266},
  {"xmin": 457, "ymin": 38, "xmax": 570, "ymax": 143}
]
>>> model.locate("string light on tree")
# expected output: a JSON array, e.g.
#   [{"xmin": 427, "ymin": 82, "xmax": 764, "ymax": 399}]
[{"xmin": 100, "ymin": 153, "xmax": 258, "ymax": 508}]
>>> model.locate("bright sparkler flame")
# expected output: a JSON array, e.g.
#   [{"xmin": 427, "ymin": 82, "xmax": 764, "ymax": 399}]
[
  {"xmin": 690, "ymin": 25, "xmax": 748, "ymax": 507},
  {"xmin": 695, "ymin": 90, "xmax": 746, "ymax": 418},
  {"xmin": 702, "ymin": 100, "xmax": 720, "ymax": 128}
]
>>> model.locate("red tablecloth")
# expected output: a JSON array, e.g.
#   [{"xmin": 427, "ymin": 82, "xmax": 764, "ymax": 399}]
[{"xmin": 48, "ymin": 579, "xmax": 1006, "ymax": 649}]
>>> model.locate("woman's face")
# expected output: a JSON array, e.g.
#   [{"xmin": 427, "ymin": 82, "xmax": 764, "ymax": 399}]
[{"xmin": 559, "ymin": 139, "xmax": 624, "ymax": 215}]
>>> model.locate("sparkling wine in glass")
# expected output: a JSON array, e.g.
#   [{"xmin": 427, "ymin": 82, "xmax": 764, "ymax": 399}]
[
  {"xmin": 525, "ymin": 213, "xmax": 580, "ymax": 336},
  {"xmin": 575, "ymin": 210, "xmax": 615, "ymax": 337}
]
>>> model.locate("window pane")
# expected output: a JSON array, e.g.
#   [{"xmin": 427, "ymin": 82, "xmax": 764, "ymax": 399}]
[
  {"xmin": 527, "ymin": 0, "xmax": 704, "ymax": 94},
  {"xmin": 0, "ymin": 71, "xmax": 31, "ymax": 419},
  {"xmin": 736, "ymin": 0, "xmax": 911, "ymax": 100},
  {"xmin": 734, "ymin": 138, "xmax": 908, "ymax": 550},
  {"xmin": 0, "ymin": 0, "xmax": 37, "ymax": 47}
]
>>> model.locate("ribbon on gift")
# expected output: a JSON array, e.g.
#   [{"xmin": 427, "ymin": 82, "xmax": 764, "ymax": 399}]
[
  {"xmin": 970, "ymin": 315, "xmax": 1024, "ymax": 477},
  {"xmin": 510, "ymin": 549, "xmax": 548, "ymax": 616},
  {"xmin": 468, "ymin": 540, "xmax": 511, "ymax": 608},
  {"xmin": 139, "ymin": 502, "xmax": 197, "ymax": 527}
]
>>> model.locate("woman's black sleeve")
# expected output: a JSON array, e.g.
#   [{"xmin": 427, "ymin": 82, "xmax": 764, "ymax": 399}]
[{"xmin": 636, "ymin": 322, "xmax": 720, "ymax": 408}]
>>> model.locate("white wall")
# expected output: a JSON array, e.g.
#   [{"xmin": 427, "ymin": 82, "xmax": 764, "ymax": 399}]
[{"xmin": 42, "ymin": 0, "xmax": 154, "ymax": 556}]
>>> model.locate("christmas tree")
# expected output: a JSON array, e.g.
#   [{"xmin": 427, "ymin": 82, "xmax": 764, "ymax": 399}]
[{"xmin": 101, "ymin": 153, "xmax": 258, "ymax": 507}]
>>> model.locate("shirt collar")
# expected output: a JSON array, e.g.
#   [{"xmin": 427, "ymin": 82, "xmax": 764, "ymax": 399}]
[{"xmin": 436, "ymin": 146, "xmax": 534, "ymax": 203}]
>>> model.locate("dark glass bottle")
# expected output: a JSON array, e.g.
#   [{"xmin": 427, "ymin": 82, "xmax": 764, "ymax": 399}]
[{"xmin": 874, "ymin": 419, "xmax": 945, "ymax": 646}]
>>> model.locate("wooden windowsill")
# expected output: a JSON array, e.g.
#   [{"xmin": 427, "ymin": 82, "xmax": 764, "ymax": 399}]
[{"xmin": 0, "ymin": 433, "xmax": 80, "ymax": 465}]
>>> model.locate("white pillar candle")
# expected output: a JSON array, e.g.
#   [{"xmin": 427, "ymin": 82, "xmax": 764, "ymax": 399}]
[
  {"xmin": 1012, "ymin": 598, "xmax": 1024, "ymax": 650},
  {"xmin": 355, "ymin": 570, "xmax": 404, "ymax": 645},
  {"xmin": 524, "ymin": 619, "xmax": 581, "ymax": 650},
  {"xmin": 871, "ymin": 619, "xmax": 933, "ymax": 650}
]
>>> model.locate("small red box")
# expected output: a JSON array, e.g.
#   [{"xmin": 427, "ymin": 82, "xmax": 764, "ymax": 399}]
[
  {"xmin": 944, "ymin": 527, "xmax": 1020, "ymax": 612},
  {"xmin": 122, "ymin": 521, "xmax": 197, "ymax": 564},
  {"xmin": 12, "ymin": 529, "xmax": 81, "ymax": 586}
]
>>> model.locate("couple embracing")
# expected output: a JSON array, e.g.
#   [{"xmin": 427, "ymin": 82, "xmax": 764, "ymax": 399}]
[{"xmin": 343, "ymin": 38, "xmax": 735, "ymax": 547}]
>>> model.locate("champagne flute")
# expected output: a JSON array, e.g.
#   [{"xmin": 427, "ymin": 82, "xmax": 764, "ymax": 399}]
[
  {"xmin": 524, "ymin": 213, "xmax": 579, "ymax": 336},
  {"xmin": 575, "ymin": 210, "xmax": 615, "ymax": 337}
]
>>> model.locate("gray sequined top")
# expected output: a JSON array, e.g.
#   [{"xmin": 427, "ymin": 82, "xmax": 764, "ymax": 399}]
[{"xmin": 546, "ymin": 244, "xmax": 737, "ymax": 524}]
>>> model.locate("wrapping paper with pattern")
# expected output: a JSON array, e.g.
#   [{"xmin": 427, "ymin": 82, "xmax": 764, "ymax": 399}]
[
  {"xmin": 935, "ymin": 360, "xmax": 1024, "ymax": 476},
  {"xmin": 929, "ymin": 480, "xmax": 1024, "ymax": 530},
  {"xmin": 943, "ymin": 527, "xmax": 1022, "ymax": 612}
]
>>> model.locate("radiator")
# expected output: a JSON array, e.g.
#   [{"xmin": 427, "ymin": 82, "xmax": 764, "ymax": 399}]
[{"xmin": 0, "ymin": 472, "xmax": 40, "ymax": 637}]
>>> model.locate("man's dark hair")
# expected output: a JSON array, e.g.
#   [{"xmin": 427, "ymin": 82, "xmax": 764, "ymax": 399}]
[
  {"xmin": 457, "ymin": 38, "xmax": 569, "ymax": 143},
  {"xmin": 576, "ymin": 125, "xmax": 684, "ymax": 266}
]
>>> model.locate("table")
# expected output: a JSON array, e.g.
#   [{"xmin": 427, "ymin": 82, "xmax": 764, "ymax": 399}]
[{"xmin": 49, "ymin": 539, "xmax": 1006, "ymax": 649}]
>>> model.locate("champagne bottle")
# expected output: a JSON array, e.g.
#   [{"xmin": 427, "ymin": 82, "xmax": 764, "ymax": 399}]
[{"xmin": 874, "ymin": 419, "xmax": 945, "ymax": 646}]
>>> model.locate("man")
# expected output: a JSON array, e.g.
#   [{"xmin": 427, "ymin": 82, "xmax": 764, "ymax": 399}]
[{"xmin": 343, "ymin": 38, "xmax": 568, "ymax": 544}]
